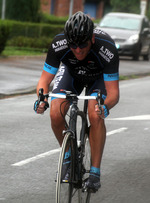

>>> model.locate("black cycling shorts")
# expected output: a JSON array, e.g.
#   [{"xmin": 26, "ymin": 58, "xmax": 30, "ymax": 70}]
[{"xmin": 51, "ymin": 64, "xmax": 107, "ymax": 101}]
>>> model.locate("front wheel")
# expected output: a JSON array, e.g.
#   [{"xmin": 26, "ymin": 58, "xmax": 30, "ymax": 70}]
[
  {"xmin": 56, "ymin": 132, "xmax": 75, "ymax": 203},
  {"xmin": 71, "ymin": 132, "xmax": 91, "ymax": 203}
]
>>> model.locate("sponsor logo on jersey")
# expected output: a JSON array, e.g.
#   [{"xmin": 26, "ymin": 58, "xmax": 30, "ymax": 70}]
[
  {"xmin": 53, "ymin": 66, "xmax": 65, "ymax": 90},
  {"xmin": 52, "ymin": 39, "xmax": 68, "ymax": 52},
  {"xmin": 99, "ymin": 46, "xmax": 114, "ymax": 62},
  {"xmin": 87, "ymin": 61, "xmax": 97, "ymax": 69},
  {"xmin": 94, "ymin": 29, "xmax": 106, "ymax": 35},
  {"xmin": 78, "ymin": 70, "xmax": 86, "ymax": 75},
  {"xmin": 88, "ymin": 61, "xmax": 94, "ymax": 64},
  {"xmin": 103, "ymin": 73, "xmax": 119, "ymax": 81},
  {"xmin": 69, "ymin": 59, "xmax": 78, "ymax": 64}
]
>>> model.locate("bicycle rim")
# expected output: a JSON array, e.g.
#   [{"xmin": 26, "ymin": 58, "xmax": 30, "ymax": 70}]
[{"xmin": 56, "ymin": 132, "xmax": 77, "ymax": 203}]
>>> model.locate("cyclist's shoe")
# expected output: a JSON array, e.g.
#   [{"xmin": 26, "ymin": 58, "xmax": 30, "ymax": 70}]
[
  {"xmin": 61, "ymin": 157, "xmax": 71, "ymax": 182},
  {"xmin": 84, "ymin": 173, "xmax": 101, "ymax": 193}
]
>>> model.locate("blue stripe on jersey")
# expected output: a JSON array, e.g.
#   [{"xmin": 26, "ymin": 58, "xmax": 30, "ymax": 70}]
[
  {"xmin": 60, "ymin": 49, "xmax": 71, "ymax": 61},
  {"xmin": 103, "ymin": 73, "xmax": 119, "ymax": 81},
  {"xmin": 95, "ymin": 37, "xmax": 116, "ymax": 47},
  {"xmin": 91, "ymin": 49, "xmax": 104, "ymax": 68},
  {"xmin": 56, "ymin": 33, "xmax": 65, "ymax": 37},
  {"xmin": 43, "ymin": 62, "xmax": 58, "ymax": 75}
]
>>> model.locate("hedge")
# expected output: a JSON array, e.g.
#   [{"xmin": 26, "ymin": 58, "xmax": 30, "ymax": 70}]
[
  {"xmin": 0, "ymin": 19, "xmax": 65, "ymax": 52},
  {"xmin": 0, "ymin": 21, "xmax": 10, "ymax": 54},
  {"xmin": 7, "ymin": 36, "xmax": 52, "ymax": 49},
  {"xmin": 4, "ymin": 20, "xmax": 64, "ymax": 39},
  {"xmin": 40, "ymin": 13, "xmax": 67, "ymax": 25}
]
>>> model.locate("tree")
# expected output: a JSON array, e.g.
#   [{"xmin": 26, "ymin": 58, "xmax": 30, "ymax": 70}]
[
  {"xmin": 110, "ymin": 0, "xmax": 140, "ymax": 14},
  {"xmin": 5, "ymin": 0, "xmax": 41, "ymax": 22}
]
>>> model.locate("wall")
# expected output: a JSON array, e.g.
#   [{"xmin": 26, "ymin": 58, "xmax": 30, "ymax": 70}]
[{"xmin": 40, "ymin": 0, "xmax": 104, "ymax": 18}]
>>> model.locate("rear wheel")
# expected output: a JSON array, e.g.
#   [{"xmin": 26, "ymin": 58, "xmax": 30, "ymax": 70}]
[
  {"xmin": 133, "ymin": 52, "xmax": 140, "ymax": 61},
  {"xmin": 133, "ymin": 45, "xmax": 141, "ymax": 61},
  {"xmin": 81, "ymin": 133, "xmax": 91, "ymax": 202},
  {"xmin": 143, "ymin": 46, "xmax": 150, "ymax": 61},
  {"xmin": 76, "ymin": 111, "xmax": 92, "ymax": 203}
]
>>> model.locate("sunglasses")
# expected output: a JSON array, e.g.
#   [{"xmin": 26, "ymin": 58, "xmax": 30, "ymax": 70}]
[{"xmin": 69, "ymin": 42, "xmax": 88, "ymax": 49}]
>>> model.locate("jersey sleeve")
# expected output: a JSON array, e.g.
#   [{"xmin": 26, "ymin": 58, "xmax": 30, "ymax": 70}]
[
  {"xmin": 103, "ymin": 54, "xmax": 119, "ymax": 81},
  {"xmin": 43, "ymin": 33, "xmax": 69, "ymax": 75},
  {"xmin": 94, "ymin": 29, "xmax": 119, "ymax": 82},
  {"xmin": 43, "ymin": 39, "xmax": 60, "ymax": 75}
]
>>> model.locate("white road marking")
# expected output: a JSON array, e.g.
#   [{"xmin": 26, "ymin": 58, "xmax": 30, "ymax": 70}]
[
  {"xmin": 12, "ymin": 128, "xmax": 127, "ymax": 167},
  {"xmin": 108, "ymin": 115, "xmax": 150, "ymax": 121},
  {"xmin": 106, "ymin": 127, "xmax": 127, "ymax": 136},
  {"xmin": 12, "ymin": 148, "xmax": 61, "ymax": 167}
]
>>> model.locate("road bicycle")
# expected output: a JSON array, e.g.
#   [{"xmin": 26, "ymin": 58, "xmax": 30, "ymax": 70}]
[{"xmin": 37, "ymin": 87, "xmax": 103, "ymax": 203}]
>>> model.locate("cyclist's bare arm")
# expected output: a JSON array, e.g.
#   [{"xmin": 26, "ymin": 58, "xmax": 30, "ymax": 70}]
[
  {"xmin": 36, "ymin": 70, "xmax": 55, "ymax": 114},
  {"xmin": 104, "ymin": 80, "xmax": 119, "ymax": 109},
  {"xmin": 95, "ymin": 80, "xmax": 119, "ymax": 118},
  {"xmin": 37, "ymin": 70, "xmax": 55, "ymax": 96}
]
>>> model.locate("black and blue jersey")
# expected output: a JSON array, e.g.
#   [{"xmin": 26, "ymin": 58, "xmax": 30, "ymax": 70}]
[{"xmin": 43, "ymin": 28, "xmax": 119, "ymax": 83}]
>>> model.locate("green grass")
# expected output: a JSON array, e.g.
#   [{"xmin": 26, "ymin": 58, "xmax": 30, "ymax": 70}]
[
  {"xmin": 119, "ymin": 74, "xmax": 150, "ymax": 80},
  {"xmin": 1, "ymin": 46, "xmax": 47, "ymax": 56}
]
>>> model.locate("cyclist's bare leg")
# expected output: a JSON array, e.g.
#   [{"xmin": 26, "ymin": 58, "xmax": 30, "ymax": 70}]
[
  {"xmin": 50, "ymin": 98, "xmax": 69, "ymax": 146},
  {"xmin": 88, "ymin": 100, "xmax": 106, "ymax": 168}
]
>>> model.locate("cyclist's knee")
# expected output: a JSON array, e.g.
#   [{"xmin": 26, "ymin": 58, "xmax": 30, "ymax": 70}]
[
  {"xmin": 50, "ymin": 108, "xmax": 62, "ymax": 123},
  {"xmin": 89, "ymin": 111, "xmax": 104, "ymax": 126},
  {"xmin": 50, "ymin": 99, "xmax": 67, "ymax": 125}
]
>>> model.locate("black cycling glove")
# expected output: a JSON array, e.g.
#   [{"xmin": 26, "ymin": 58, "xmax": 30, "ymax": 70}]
[{"xmin": 34, "ymin": 100, "xmax": 49, "ymax": 113}]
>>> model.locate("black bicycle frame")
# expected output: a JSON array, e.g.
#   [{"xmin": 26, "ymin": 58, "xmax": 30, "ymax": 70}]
[{"xmin": 66, "ymin": 91, "xmax": 89, "ymax": 185}]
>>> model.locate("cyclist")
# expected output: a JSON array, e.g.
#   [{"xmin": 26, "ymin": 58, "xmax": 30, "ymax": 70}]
[{"xmin": 34, "ymin": 11, "xmax": 119, "ymax": 192}]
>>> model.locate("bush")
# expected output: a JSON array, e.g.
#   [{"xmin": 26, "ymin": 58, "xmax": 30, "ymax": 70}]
[
  {"xmin": 0, "ymin": 21, "xmax": 10, "ymax": 54},
  {"xmin": 110, "ymin": 0, "xmax": 140, "ymax": 13},
  {"xmin": 40, "ymin": 13, "xmax": 67, "ymax": 25},
  {"xmin": 1, "ymin": 19, "xmax": 65, "ymax": 52},
  {"xmin": 7, "ymin": 36, "xmax": 52, "ymax": 49},
  {"xmin": 146, "ymin": 8, "xmax": 150, "ymax": 20},
  {"xmin": 5, "ymin": 20, "xmax": 64, "ymax": 39},
  {"xmin": 1, "ymin": 0, "xmax": 41, "ymax": 22}
]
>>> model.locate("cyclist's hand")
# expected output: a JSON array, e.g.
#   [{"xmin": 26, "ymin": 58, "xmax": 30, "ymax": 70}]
[
  {"xmin": 34, "ymin": 100, "xmax": 49, "ymax": 114},
  {"xmin": 95, "ymin": 104, "xmax": 109, "ymax": 119}
]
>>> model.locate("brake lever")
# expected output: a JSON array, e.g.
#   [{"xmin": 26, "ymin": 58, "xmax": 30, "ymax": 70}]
[
  {"xmin": 37, "ymin": 88, "xmax": 49, "ymax": 111},
  {"xmin": 38, "ymin": 88, "xmax": 45, "ymax": 102},
  {"xmin": 96, "ymin": 90, "xmax": 104, "ymax": 114}
]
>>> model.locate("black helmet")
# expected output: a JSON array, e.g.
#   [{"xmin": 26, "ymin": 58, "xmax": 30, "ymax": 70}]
[{"xmin": 64, "ymin": 11, "xmax": 94, "ymax": 45}]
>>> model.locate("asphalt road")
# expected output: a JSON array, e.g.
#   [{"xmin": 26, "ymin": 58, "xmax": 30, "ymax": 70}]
[
  {"xmin": 0, "ymin": 56, "xmax": 150, "ymax": 202},
  {"xmin": 1, "ymin": 73, "xmax": 150, "ymax": 202}
]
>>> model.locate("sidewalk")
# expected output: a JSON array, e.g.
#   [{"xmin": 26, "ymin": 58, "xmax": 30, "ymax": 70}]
[
  {"xmin": 0, "ymin": 55, "xmax": 46, "ymax": 98},
  {"xmin": 1, "ymin": 55, "xmax": 150, "ymax": 99}
]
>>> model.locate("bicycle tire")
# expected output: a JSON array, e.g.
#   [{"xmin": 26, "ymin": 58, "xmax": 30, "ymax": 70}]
[{"xmin": 56, "ymin": 132, "xmax": 76, "ymax": 203}]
